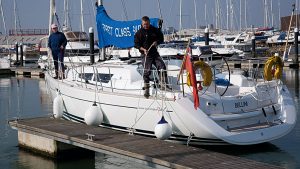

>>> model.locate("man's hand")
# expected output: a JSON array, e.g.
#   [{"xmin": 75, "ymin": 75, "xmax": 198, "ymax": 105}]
[
  {"xmin": 143, "ymin": 49, "xmax": 148, "ymax": 56},
  {"xmin": 140, "ymin": 47, "xmax": 148, "ymax": 56},
  {"xmin": 60, "ymin": 45, "xmax": 64, "ymax": 50}
]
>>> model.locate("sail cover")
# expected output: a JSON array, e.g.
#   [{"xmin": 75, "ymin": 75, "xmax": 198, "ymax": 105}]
[{"xmin": 96, "ymin": 6, "xmax": 160, "ymax": 48}]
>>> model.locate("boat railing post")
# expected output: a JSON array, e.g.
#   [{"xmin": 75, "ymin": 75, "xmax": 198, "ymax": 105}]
[
  {"xmin": 181, "ymin": 73, "xmax": 185, "ymax": 97},
  {"xmin": 89, "ymin": 27, "xmax": 95, "ymax": 64},
  {"xmin": 108, "ymin": 67, "xmax": 113, "ymax": 92},
  {"xmin": 80, "ymin": 65, "xmax": 83, "ymax": 87},
  {"xmin": 20, "ymin": 43, "xmax": 24, "ymax": 67},
  {"xmin": 96, "ymin": 68, "xmax": 103, "ymax": 91}
]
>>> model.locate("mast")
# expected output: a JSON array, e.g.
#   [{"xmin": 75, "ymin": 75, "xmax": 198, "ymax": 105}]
[
  {"xmin": 179, "ymin": 0, "xmax": 182, "ymax": 39},
  {"xmin": 13, "ymin": 0, "xmax": 17, "ymax": 33},
  {"xmin": 227, "ymin": 0, "xmax": 229, "ymax": 30},
  {"xmin": 278, "ymin": 0, "xmax": 281, "ymax": 28},
  {"xmin": 230, "ymin": 0, "xmax": 233, "ymax": 30},
  {"xmin": 245, "ymin": 0, "xmax": 247, "ymax": 28},
  {"xmin": 98, "ymin": 0, "xmax": 105, "ymax": 61},
  {"xmin": 271, "ymin": 0, "xmax": 274, "ymax": 27},
  {"xmin": 0, "ymin": 0, "xmax": 6, "ymax": 35},
  {"xmin": 193, "ymin": 0, "xmax": 198, "ymax": 33},
  {"xmin": 215, "ymin": 0, "xmax": 220, "ymax": 30},
  {"xmin": 264, "ymin": 0, "xmax": 268, "ymax": 27},
  {"xmin": 239, "ymin": 0, "xmax": 242, "ymax": 31},
  {"xmin": 49, "ymin": 0, "xmax": 55, "ymax": 35},
  {"xmin": 215, "ymin": 0, "xmax": 217, "ymax": 30},
  {"xmin": 296, "ymin": 0, "xmax": 298, "ymax": 28},
  {"xmin": 63, "ymin": 0, "xmax": 69, "ymax": 28},
  {"xmin": 80, "ymin": 0, "xmax": 85, "ymax": 32},
  {"xmin": 205, "ymin": 3, "xmax": 207, "ymax": 27}
]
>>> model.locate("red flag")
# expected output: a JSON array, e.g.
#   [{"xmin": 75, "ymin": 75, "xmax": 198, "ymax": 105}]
[{"xmin": 185, "ymin": 54, "xmax": 199, "ymax": 109}]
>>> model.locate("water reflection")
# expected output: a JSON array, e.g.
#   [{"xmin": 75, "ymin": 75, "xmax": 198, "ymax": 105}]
[{"xmin": 13, "ymin": 149, "xmax": 95, "ymax": 169}]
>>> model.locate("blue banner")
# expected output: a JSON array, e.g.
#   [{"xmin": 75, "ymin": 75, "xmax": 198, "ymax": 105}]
[{"xmin": 96, "ymin": 6, "xmax": 160, "ymax": 48}]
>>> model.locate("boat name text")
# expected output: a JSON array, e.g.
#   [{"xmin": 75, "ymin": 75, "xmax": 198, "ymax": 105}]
[{"xmin": 235, "ymin": 101, "xmax": 248, "ymax": 108}]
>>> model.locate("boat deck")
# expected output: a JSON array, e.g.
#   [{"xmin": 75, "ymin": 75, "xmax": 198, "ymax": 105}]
[{"xmin": 9, "ymin": 117, "xmax": 282, "ymax": 169}]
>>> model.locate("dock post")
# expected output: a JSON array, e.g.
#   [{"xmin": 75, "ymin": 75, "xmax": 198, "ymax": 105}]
[
  {"xmin": 205, "ymin": 27, "xmax": 209, "ymax": 46},
  {"xmin": 89, "ymin": 27, "xmax": 95, "ymax": 64},
  {"xmin": 20, "ymin": 43, "xmax": 24, "ymax": 67},
  {"xmin": 251, "ymin": 36, "xmax": 256, "ymax": 58},
  {"xmin": 292, "ymin": 28, "xmax": 299, "ymax": 69},
  {"xmin": 15, "ymin": 42, "xmax": 19, "ymax": 65}
]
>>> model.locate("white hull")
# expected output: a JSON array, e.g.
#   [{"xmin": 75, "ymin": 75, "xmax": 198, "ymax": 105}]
[{"xmin": 45, "ymin": 62, "xmax": 297, "ymax": 145}]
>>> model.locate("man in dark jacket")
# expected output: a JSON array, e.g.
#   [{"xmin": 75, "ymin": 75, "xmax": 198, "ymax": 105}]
[
  {"xmin": 48, "ymin": 24, "xmax": 67, "ymax": 79},
  {"xmin": 134, "ymin": 16, "xmax": 170, "ymax": 98}
]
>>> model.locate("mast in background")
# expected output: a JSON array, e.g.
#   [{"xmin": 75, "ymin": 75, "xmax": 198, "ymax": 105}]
[
  {"xmin": 98, "ymin": 0, "xmax": 105, "ymax": 61},
  {"xmin": 13, "ymin": 0, "xmax": 17, "ymax": 32},
  {"xmin": 179, "ymin": 0, "xmax": 182, "ymax": 39},
  {"xmin": 49, "ymin": 0, "xmax": 55, "ymax": 35},
  {"xmin": 193, "ymin": 0, "xmax": 198, "ymax": 35},
  {"xmin": 80, "ymin": 0, "xmax": 85, "ymax": 32},
  {"xmin": 63, "ymin": 0, "xmax": 70, "ymax": 29}
]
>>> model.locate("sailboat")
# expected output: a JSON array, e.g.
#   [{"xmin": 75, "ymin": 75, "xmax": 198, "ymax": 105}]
[{"xmin": 45, "ymin": 1, "xmax": 297, "ymax": 145}]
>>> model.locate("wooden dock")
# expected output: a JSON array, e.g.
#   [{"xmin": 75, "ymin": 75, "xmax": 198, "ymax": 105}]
[
  {"xmin": 9, "ymin": 117, "xmax": 282, "ymax": 169},
  {"xmin": 0, "ymin": 67, "xmax": 44, "ymax": 78}
]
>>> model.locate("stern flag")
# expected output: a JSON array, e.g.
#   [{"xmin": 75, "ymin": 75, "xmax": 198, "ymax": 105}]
[{"xmin": 185, "ymin": 54, "xmax": 199, "ymax": 109}]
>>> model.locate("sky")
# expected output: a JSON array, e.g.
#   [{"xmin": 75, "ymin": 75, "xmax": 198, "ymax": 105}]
[{"xmin": 0, "ymin": 0, "xmax": 297, "ymax": 34}]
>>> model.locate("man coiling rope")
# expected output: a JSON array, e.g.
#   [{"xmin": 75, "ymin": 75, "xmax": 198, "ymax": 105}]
[{"xmin": 134, "ymin": 16, "xmax": 171, "ymax": 98}]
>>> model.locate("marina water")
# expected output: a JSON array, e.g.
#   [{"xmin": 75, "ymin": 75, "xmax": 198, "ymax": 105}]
[{"xmin": 0, "ymin": 70, "xmax": 299, "ymax": 169}]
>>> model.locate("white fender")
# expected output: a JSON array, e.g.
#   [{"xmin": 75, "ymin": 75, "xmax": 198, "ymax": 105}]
[
  {"xmin": 84, "ymin": 103, "xmax": 103, "ymax": 126},
  {"xmin": 154, "ymin": 116, "xmax": 172, "ymax": 140},
  {"xmin": 53, "ymin": 94, "xmax": 63, "ymax": 119}
]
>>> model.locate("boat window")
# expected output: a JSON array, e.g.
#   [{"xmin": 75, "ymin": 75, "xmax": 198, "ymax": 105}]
[
  {"xmin": 225, "ymin": 37, "xmax": 235, "ymax": 41},
  {"xmin": 95, "ymin": 73, "xmax": 113, "ymax": 83},
  {"xmin": 78, "ymin": 73, "xmax": 93, "ymax": 81}
]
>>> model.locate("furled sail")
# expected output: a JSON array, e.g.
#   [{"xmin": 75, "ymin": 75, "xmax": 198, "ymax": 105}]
[{"xmin": 96, "ymin": 5, "xmax": 160, "ymax": 48}]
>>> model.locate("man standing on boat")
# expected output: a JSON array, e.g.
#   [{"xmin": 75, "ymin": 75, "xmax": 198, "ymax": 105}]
[
  {"xmin": 48, "ymin": 24, "xmax": 67, "ymax": 79},
  {"xmin": 134, "ymin": 16, "xmax": 170, "ymax": 98}
]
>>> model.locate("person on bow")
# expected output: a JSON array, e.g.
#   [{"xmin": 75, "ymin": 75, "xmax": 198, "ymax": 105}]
[
  {"xmin": 134, "ymin": 16, "xmax": 171, "ymax": 98},
  {"xmin": 48, "ymin": 24, "xmax": 67, "ymax": 79}
]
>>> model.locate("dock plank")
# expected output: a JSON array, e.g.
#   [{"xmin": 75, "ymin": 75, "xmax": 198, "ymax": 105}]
[{"xmin": 9, "ymin": 117, "xmax": 282, "ymax": 169}]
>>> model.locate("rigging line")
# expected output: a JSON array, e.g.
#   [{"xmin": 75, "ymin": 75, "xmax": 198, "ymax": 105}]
[
  {"xmin": 130, "ymin": 98, "xmax": 157, "ymax": 129},
  {"xmin": 121, "ymin": 0, "xmax": 128, "ymax": 20}
]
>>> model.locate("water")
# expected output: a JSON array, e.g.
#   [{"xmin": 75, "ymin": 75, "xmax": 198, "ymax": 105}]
[{"xmin": 0, "ymin": 70, "xmax": 299, "ymax": 169}]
